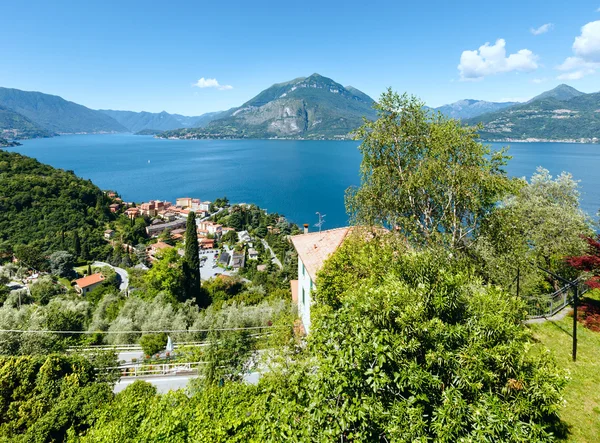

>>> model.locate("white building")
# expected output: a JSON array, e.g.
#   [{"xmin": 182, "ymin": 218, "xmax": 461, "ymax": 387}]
[
  {"xmin": 290, "ymin": 226, "xmax": 351, "ymax": 334},
  {"xmin": 237, "ymin": 230, "xmax": 252, "ymax": 243}
]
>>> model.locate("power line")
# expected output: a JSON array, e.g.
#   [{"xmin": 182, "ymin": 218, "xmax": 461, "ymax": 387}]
[{"xmin": 0, "ymin": 325, "xmax": 283, "ymax": 335}]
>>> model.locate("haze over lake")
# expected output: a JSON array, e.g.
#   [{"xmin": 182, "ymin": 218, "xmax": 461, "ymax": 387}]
[{"xmin": 8, "ymin": 134, "xmax": 600, "ymax": 228}]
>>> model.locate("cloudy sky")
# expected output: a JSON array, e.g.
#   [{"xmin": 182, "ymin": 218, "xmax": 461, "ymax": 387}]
[{"xmin": 1, "ymin": 0, "xmax": 599, "ymax": 114}]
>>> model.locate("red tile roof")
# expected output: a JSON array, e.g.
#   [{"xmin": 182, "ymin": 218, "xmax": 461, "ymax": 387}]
[
  {"xmin": 75, "ymin": 273, "xmax": 105, "ymax": 288},
  {"xmin": 290, "ymin": 227, "xmax": 352, "ymax": 281}
]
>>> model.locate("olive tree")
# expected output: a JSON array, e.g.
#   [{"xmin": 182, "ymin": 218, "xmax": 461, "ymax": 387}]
[
  {"xmin": 346, "ymin": 89, "xmax": 519, "ymax": 249},
  {"xmin": 475, "ymin": 167, "xmax": 592, "ymax": 293}
]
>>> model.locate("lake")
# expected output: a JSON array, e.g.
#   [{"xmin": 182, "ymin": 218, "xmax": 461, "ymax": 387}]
[{"xmin": 7, "ymin": 134, "xmax": 600, "ymax": 228}]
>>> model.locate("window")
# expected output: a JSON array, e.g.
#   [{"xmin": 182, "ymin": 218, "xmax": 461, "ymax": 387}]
[
  {"xmin": 302, "ymin": 287, "xmax": 305, "ymax": 305},
  {"xmin": 302, "ymin": 262, "xmax": 305, "ymax": 276},
  {"xmin": 310, "ymin": 279, "xmax": 313, "ymax": 291}
]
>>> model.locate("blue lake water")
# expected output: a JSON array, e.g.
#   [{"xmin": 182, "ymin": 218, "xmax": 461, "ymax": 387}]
[{"xmin": 7, "ymin": 134, "xmax": 600, "ymax": 228}]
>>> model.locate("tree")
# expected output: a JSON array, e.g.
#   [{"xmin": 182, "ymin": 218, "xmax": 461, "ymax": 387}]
[
  {"xmin": 49, "ymin": 250, "xmax": 75, "ymax": 277},
  {"xmin": 200, "ymin": 330, "xmax": 254, "ymax": 386},
  {"xmin": 294, "ymin": 234, "xmax": 568, "ymax": 441},
  {"xmin": 228, "ymin": 211, "xmax": 244, "ymax": 231},
  {"xmin": 475, "ymin": 168, "xmax": 592, "ymax": 293},
  {"xmin": 145, "ymin": 247, "xmax": 184, "ymax": 300},
  {"xmin": 345, "ymin": 89, "xmax": 518, "ymax": 250},
  {"xmin": 14, "ymin": 243, "xmax": 47, "ymax": 271},
  {"xmin": 30, "ymin": 275, "xmax": 65, "ymax": 305},
  {"xmin": 183, "ymin": 211, "xmax": 204, "ymax": 306},
  {"xmin": 72, "ymin": 230, "xmax": 82, "ymax": 257},
  {"xmin": 566, "ymin": 235, "xmax": 600, "ymax": 288},
  {"xmin": 139, "ymin": 333, "xmax": 167, "ymax": 357},
  {"xmin": 222, "ymin": 229, "xmax": 238, "ymax": 245}
]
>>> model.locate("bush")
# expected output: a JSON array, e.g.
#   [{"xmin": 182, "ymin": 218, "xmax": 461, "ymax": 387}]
[{"xmin": 139, "ymin": 333, "xmax": 167, "ymax": 356}]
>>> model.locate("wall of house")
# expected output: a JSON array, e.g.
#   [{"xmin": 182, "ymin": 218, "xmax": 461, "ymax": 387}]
[{"xmin": 297, "ymin": 256, "xmax": 314, "ymax": 334}]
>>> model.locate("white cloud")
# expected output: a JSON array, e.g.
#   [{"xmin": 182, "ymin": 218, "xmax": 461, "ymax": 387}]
[
  {"xmin": 556, "ymin": 21, "xmax": 600, "ymax": 80},
  {"xmin": 557, "ymin": 69, "xmax": 596, "ymax": 80},
  {"xmin": 531, "ymin": 23, "xmax": 554, "ymax": 35},
  {"xmin": 458, "ymin": 39, "xmax": 539, "ymax": 80},
  {"xmin": 192, "ymin": 77, "xmax": 233, "ymax": 90},
  {"xmin": 531, "ymin": 77, "xmax": 547, "ymax": 84},
  {"xmin": 573, "ymin": 20, "xmax": 600, "ymax": 62}
]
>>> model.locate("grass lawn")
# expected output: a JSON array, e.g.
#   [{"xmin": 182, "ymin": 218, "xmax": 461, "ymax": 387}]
[
  {"xmin": 73, "ymin": 265, "xmax": 101, "ymax": 277},
  {"xmin": 528, "ymin": 293, "xmax": 600, "ymax": 442}
]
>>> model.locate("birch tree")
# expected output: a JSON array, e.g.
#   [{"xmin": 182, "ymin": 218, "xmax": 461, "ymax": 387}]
[{"xmin": 346, "ymin": 89, "xmax": 519, "ymax": 249}]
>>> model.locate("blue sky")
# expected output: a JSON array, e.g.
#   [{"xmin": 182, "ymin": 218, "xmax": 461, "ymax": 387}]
[{"xmin": 1, "ymin": 0, "xmax": 600, "ymax": 115}]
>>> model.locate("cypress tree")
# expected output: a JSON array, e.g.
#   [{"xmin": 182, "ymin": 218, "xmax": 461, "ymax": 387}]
[
  {"xmin": 184, "ymin": 212, "xmax": 206, "ymax": 306},
  {"xmin": 72, "ymin": 231, "xmax": 81, "ymax": 257}
]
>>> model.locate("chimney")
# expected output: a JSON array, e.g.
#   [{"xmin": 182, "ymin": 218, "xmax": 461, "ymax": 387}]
[{"xmin": 303, "ymin": 224, "xmax": 309, "ymax": 235}]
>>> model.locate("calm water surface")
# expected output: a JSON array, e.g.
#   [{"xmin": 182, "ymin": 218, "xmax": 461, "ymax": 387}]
[{"xmin": 8, "ymin": 134, "xmax": 600, "ymax": 228}]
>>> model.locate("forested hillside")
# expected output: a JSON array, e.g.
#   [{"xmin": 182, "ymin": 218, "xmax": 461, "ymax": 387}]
[
  {"xmin": 0, "ymin": 88, "xmax": 126, "ymax": 134},
  {"xmin": 0, "ymin": 105, "xmax": 52, "ymax": 140},
  {"xmin": 0, "ymin": 149, "xmax": 114, "ymax": 267}
]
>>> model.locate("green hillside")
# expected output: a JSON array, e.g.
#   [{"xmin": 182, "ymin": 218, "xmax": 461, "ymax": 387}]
[
  {"xmin": 0, "ymin": 149, "xmax": 115, "ymax": 262},
  {"xmin": 159, "ymin": 73, "xmax": 377, "ymax": 140},
  {"xmin": 0, "ymin": 88, "xmax": 126, "ymax": 134},
  {"xmin": 467, "ymin": 85, "xmax": 600, "ymax": 141},
  {"xmin": 0, "ymin": 105, "xmax": 53, "ymax": 140}
]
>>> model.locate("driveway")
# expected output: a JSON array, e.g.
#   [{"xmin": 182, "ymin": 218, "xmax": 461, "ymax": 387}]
[
  {"xmin": 93, "ymin": 261, "xmax": 129, "ymax": 292},
  {"xmin": 261, "ymin": 239, "xmax": 283, "ymax": 269}
]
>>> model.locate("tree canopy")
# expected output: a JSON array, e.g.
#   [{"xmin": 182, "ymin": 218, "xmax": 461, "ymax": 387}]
[{"xmin": 346, "ymin": 90, "xmax": 519, "ymax": 249}]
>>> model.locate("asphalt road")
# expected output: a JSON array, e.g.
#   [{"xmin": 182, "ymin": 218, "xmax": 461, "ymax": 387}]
[
  {"xmin": 93, "ymin": 261, "xmax": 129, "ymax": 292},
  {"xmin": 113, "ymin": 371, "xmax": 261, "ymax": 393},
  {"xmin": 261, "ymin": 239, "xmax": 283, "ymax": 269}
]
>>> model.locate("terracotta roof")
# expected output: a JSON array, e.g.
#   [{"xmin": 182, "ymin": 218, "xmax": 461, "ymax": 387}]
[
  {"xmin": 75, "ymin": 273, "xmax": 105, "ymax": 288},
  {"xmin": 290, "ymin": 227, "xmax": 351, "ymax": 281},
  {"xmin": 152, "ymin": 241, "xmax": 173, "ymax": 250}
]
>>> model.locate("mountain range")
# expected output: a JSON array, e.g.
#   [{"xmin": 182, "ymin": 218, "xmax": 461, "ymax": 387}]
[
  {"xmin": 0, "ymin": 80, "xmax": 599, "ymax": 144},
  {"xmin": 466, "ymin": 85, "xmax": 600, "ymax": 142},
  {"xmin": 160, "ymin": 74, "xmax": 378, "ymax": 140}
]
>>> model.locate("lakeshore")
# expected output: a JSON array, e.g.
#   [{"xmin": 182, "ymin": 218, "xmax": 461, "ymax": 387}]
[{"xmin": 7, "ymin": 134, "xmax": 600, "ymax": 227}]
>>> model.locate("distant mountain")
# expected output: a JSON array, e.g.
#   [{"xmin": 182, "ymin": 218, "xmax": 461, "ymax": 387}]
[
  {"xmin": 99, "ymin": 109, "xmax": 227, "ymax": 133},
  {"xmin": 466, "ymin": 85, "xmax": 600, "ymax": 141},
  {"xmin": 192, "ymin": 111, "xmax": 227, "ymax": 128},
  {"xmin": 0, "ymin": 88, "xmax": 126, "ymax": 134},
  {"xmin": 435, "ymin": 99, "xmax": 518, "ymax": 120},
  {"xmin": 0, "ymin": 105, "xmax": 53, "ymax": 140},
  {"xmin": 100, "ymin": 110, "xmax": 186, "ymax": 132},
  {"xmin": 527, "ymin": 84, "xmax": 584, "ymax": 103},
  {"xmin": 159, "ymin": 73, "xmax": 377, "ymax": 140}
]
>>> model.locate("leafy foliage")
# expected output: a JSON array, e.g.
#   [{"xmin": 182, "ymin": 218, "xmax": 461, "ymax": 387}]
[
  {"xmin": 300, "ymin": 236, "xmax": 568, "ymax": 441},
  {"xmin": 139, "ymin": 333, "xmax": 167, "ymax": 357},
  {"xmin": 346, "ymin": 89, "xmax": 518, "ymax": 249},
  {"xmin": 475, "ymin": 168, "xmax": 592, "ymax": 294},
  {"xmin": 183, "ymin": 211, "xmax": 203, "ymax": 305},
  {"xmin": 0, "ymin": 354, "xmax": 111, "ymax": 442},
  {"xmin": 0, "ymin": 150, "xmax": 115, "ymax": 265}
]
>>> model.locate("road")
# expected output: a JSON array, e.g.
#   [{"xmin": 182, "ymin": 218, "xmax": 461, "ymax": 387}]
[
  {"xmin": 261, "ymin": 239, "xmax": 282, "ymax": 269},
  {"xmin": 113, "ymin": 371, "xmax": 261, "ymax": 393},
  {"xmin": 93, "ymin": 261, "xmax": 129, "ymax": 292}
]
